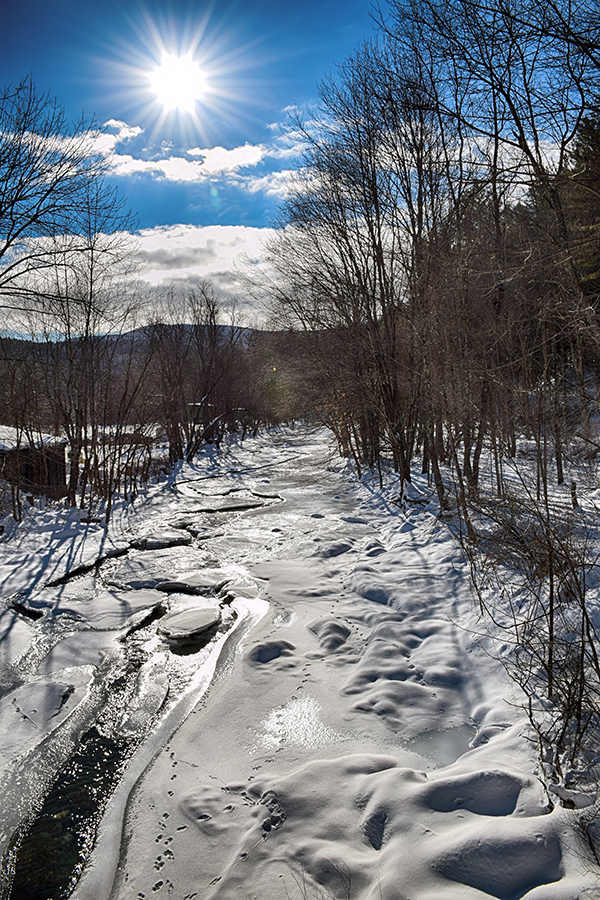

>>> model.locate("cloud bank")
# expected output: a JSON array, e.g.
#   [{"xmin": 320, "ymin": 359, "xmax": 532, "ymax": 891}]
[{"xmin": 135, "ymin": 223, "xmax": 276, "ymax": 314}]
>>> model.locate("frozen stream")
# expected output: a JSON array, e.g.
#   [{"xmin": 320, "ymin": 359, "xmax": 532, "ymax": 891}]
[{"xmin": 0, "ymin": 426, "xmax": 595, "ymax": 899}]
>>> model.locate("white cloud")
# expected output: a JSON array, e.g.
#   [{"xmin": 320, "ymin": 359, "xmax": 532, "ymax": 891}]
[
  {"xmin": 92, "ymin": 111, "xmax": 304, "ymax": 200},
  {"xmin": 107, "ymin": 153, "xmax": 193, "ymax": 180},
  {"xmin": 266, "ymin": 143, "xmax": 304, "ymax": 159},
  {"xmin": 240, "ymin": 170, "xmax": 295, "ymax": 197},
  {"xmin": 108, "ymin": 142, "xmax": 266, "ymax": 183},
  {"xmin": 89, "ymin": 132, "xmax": 121, "ymax": 156},
  {"xmin": 104, "ymin": 119, "xmax": 144, "ymax": 143},
  {"xmin": 86, "ymin": 120, "xmax": 145, "ymax": 157},
  {"xmin": 187, "ymin": 143, "xmax": 264, "ymax": 172}
]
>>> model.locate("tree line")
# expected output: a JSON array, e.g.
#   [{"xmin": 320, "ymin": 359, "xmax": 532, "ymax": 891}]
[
  {"xmin": 262, "ymin": 0, "xmax": 600, "ymax": 807},
  {"xmin": 266, "ymin": 0, "xmax": 600, "ymax": 500},
  {"xmin": 0, "ymin": 289, "xmax": 282, "ymax": 523}
]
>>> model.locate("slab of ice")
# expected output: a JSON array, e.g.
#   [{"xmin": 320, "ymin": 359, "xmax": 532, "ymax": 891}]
[
  {"xmin": 42, "ymin": 589, "xmax": 165, "ymax": 629},
  {"xmin": 36, "ymin": 631, "xmax": 115, "ymax": 674},
  {"xmin": 131, "ymin": 531, "xmax": 192, "ymax": 550},
  {"xmin": 158, "ymin": 606, "xmax": 221, "ymax": 642},
  {"xmin": 154, "ymin": 571, "xmax": 231, "ymax": 594},
  {"xmin": 108, "ymin": 549, "xmax": 214, "ymax": 588},
  {"xmin": 0, "ymin": 609, "xmax": 34, "ymax": 673}
]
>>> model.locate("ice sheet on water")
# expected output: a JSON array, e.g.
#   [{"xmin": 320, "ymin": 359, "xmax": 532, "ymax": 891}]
[
  {"xmin": 0, "ymin": 609, "xmax": 34, "ymax": 674},
  {"xmin": 158, "ymin": 605, "xmax": 221, "ymax": 642},
  {"xmin": 131, "ymin": 530, "xmax": 192, "ymax": 550},
  {"xmin": 40, "ymin": 588, "xmax": 166, "ymax": 629},
  {"xmin": 0, "ymin": 668, "xmax": 93, "ymax": 774},
  {"xmin": 402, "ymin": 725, "xmax": 477, "ymax": 769},
  {"xmin": 107, "ymin": 548, "xmax": 214, "ymax": 587}
]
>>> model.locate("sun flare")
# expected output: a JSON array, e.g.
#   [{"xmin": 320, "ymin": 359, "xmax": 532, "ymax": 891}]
[{"xmin": 149, "ymin": 53, "xmax": 207, "ymax": 113}]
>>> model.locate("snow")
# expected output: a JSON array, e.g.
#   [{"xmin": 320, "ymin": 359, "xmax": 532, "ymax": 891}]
[
  {"xmin": 0, "ymin": 426, "xmax": 597, "ymax": 899},
  {"xmin": 0, "ymin": 426, "xmax": 66, "ymax": 451}
]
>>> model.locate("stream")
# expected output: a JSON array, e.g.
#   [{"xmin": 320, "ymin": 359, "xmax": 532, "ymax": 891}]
[
  {"xmin": 0, "ymin": 427, "xmax": 488, "ymax": 900},
  {"xmin": 0, "ymin": 452, "xmax": 292, "ymax": 898}
]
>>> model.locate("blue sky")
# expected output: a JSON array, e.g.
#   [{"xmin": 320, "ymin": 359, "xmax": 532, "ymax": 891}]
[{"xmin": 3, "ymin": 0, "xmax": 376, "ymax": 303}]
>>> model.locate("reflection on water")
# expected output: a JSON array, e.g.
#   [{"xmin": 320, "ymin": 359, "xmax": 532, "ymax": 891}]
[{"xmin": 7, "ymin": 727, "xmax": 130, "ymax": 900}]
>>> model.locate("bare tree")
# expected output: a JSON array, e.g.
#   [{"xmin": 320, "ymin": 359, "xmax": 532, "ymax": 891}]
[
  {"xmin": 146, "ymin": 282, "xmax": 257, "ymax": 464},
  {"xmin": 15, "ymin": 168, "xmax": 143, "ymax": 513},
  {"xmin": 0, "ymin": 78, "xmax": 129, "ymax": 314}
]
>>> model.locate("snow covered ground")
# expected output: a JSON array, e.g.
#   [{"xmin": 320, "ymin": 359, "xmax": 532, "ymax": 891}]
[{"xmin": 0, "ymin": 425, "xmax": 598, "ymax": 899}]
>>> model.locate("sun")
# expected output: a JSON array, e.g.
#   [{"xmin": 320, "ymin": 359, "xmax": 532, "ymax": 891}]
[
  {"xmin": 108, "ymin": 11, "xmax": 255, "ymax": 143},
  {"xmin": 149, "ymin": 53, "xmax": 207, "ymax": 113}
]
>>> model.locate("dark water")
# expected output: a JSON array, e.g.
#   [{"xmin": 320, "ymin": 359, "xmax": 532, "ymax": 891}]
[{"xmin": 7, "ymin": 727, "xmax": 130, "ymax": 900}]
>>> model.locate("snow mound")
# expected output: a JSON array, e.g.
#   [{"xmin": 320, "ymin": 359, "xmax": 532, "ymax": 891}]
[
  {"xmin": 189, "ymin": 753, "xmax": 561, "ymax": 899},
  {"xmin": 431, "ymin": 820, "xmax": 562, "ymax": 897},
  {"xmin": 247, "ymin": 639, "xmax": 297, "ymax": 664},
  {"xmin": 308, "ymin": 616, "xmax": 351, "ymax": 650},
  {"xmin": 421, "ymin": 769, "xmax": 526, "ymax": 816}
]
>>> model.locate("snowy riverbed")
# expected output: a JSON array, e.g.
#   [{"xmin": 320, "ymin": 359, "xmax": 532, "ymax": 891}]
[{"xmin": 0, "ymin": 426, "xmax": 597, "ymax": 899}]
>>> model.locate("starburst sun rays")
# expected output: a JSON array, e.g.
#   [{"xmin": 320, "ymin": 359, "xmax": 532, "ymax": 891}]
[{"xmin": 100, "ymin": 7, "xmax": 261, "ymax": 145}]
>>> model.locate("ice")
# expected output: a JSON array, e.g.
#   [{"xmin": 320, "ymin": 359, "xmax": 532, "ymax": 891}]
[
  {"xmin": 117, "ymin": 656, "xmax": 170, "ymax": 737},
  {"xmin": 0, "ymin": 668, "xmax": 93, "ymax": 775},
  {"xmin": 41, "ymin": 588, "xmax": 166, "ymax": 629},
  {"xmin": 36, "ymin": 630, "xmax": 114, "ymax": 674},
  {"xmin": 257, "ymin": 695, "xmax": 351, "ymax": 750},
  {"xmin": 154, "ymin": 570, "xmax": 231, "ymax": 593},
  {"xmin": 158, "ymin": 605, "xmax": 221, "ymax": 642},
  {"xmin": 404, "ymin": 725, "xmax": 475, "ymax": 766},
  {"xmin": 107, "ymin": 547, "xmax": 213, "ymax": 587},
  {"xmin": 130, "ymin": 530, "xmax": 193, "ymax": 550},
  {"xmin": 0, "ymin": 608, "xmax": 34, "ymax": 675}
]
